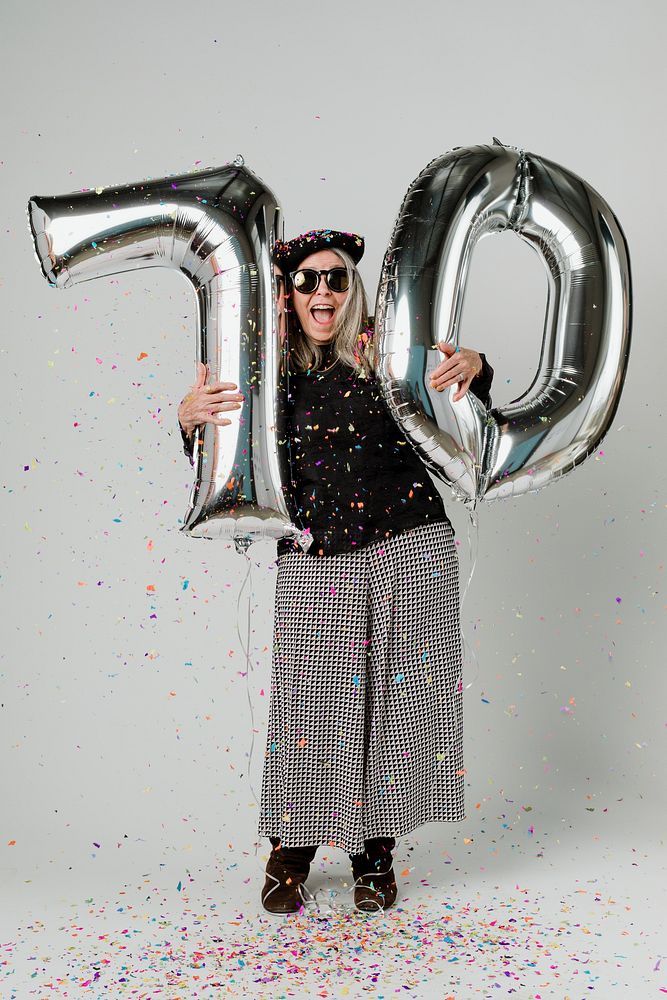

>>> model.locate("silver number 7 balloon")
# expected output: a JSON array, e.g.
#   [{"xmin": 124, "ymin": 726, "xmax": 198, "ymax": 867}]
[
  {"xmin": 27, "ymin": 158, "xmax": 313, "ymax": 554},
  {"xmin": 374, "ymin": 139, "xmax": 632, "ymax": 504}
]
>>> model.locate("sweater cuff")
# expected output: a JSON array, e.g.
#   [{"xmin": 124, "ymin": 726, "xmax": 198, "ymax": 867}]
[
  {"xmin": 179, "ymin": 417, "xmax": 196, "ymax": 467},
  {"xmin": 469, "ymin": 352, "xmax": 494, "ymax": 408}
]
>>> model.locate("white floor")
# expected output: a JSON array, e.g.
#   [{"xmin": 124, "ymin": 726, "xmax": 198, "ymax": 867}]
[{"xmin": 2, "ymin": 821, "xmax": 663, "ymax": 999}]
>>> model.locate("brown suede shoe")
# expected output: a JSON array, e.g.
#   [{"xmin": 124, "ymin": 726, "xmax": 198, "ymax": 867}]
[
  {"xmin": 261, "ymin": 849, "xmax": 311, "ymax": 914},
  {"xmin": 351, "ymin": 857, "xmax": 398, "ymax": 911}
]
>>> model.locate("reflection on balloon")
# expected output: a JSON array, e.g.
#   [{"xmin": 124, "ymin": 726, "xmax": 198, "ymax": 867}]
[
  {"xmin": 27, "ymin": 159, "xmax": 312, "ymax": 554},
  {"xmin": 374, "ymin": 138, "xmax": 632, "ymax": 505}
]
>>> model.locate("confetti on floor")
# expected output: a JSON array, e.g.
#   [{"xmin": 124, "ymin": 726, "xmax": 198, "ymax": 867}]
[{"xmin": 1, "ymin": 857, "xmax": 663, "ymax": 999}]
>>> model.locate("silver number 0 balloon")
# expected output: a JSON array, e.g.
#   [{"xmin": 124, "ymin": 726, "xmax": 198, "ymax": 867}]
[
  {"xmin": 374, "ymin": 139, "xmax": 632, "ymax": 504},
  {"xmin": 28, "ymin": 159, "xmax": 312, "ymax": 554}
]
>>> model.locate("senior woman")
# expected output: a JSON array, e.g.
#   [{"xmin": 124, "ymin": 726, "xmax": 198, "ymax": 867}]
[{"xmin": 177, "ymin": 229, "xmax": 494, "ymax": 915}]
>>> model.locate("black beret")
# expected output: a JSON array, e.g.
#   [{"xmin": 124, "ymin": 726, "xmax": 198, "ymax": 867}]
[{"xmin": 272, "ymin": 228, "xmax": 364, "ymax": 278}]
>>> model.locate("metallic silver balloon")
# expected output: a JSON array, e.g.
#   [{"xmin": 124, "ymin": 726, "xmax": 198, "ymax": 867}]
[
  {"xmin": 27, "ymin": 158, "xmax": 312, "ymax": 553},
  {"xmin": 374, "ymin": 139, "xmax": 632, "ymax": 504}
]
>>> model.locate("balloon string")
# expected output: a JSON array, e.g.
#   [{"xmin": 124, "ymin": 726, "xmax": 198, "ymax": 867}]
[
  {"xmin": 233, "ymin": 552, "xmax": 268, "ymax": 885},
  {"xmin": 236, "ymin": 550, "xmax": 262, "ymax": 820},
  {"xmin": 237, "ymin": 552, "xmax": 293, "ymax": 896},
  {"xmin": 460, "ymin": 500, "xmax": 480, "ymax": 693},
  {"xmin": 234, "ymin": 554, "xmax": 291, "ymax": 901}
]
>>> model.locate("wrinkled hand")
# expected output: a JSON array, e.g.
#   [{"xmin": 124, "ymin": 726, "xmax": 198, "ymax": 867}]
[
  {"xmin": 178, "ymin": 362, "xmax": 244, "ymax": 436},
  {"xmin": 430, "ymin": 342, "xmax": 482, "ymax": 402}
]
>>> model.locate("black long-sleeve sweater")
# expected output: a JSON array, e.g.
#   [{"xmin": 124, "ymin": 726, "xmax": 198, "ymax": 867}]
[{"xmin": 179, "ymin": 349, "xmax": 494, "ymax": 558}]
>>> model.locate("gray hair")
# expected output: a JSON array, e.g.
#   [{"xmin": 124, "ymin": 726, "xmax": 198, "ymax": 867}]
[{"xmin": 286, "ymin": 249, "xmax": 374, "ymax": 377}]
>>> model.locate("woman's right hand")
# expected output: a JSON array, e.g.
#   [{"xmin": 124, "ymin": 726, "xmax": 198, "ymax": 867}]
[{"xmin": 178, "ymin": 362, "xmax": 244, "ymax": 436}]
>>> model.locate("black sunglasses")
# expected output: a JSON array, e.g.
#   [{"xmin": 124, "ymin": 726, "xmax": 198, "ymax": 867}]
[{"xmin": 290, "ymin": 267, "xmax": 350, "ymax": 294}]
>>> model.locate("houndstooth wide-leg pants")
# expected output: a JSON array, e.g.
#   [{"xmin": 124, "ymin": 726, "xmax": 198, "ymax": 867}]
[{"xmin": 257, "ymin": 519, "xmax": 465, "ymax": 856}]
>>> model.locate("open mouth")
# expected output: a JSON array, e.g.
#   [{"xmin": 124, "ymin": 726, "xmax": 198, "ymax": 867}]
[{"xmin": 311, "ymin": 305, "xmax": 335, "ymax": 326}]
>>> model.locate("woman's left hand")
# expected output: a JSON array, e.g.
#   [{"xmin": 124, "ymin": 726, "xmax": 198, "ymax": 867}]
[{"xmin": 429, "ymin": 342, "xmax": 483, "ymax": 402}]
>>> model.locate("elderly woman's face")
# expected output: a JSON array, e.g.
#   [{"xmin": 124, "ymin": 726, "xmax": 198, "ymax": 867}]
[{"xmin": 289, "ymin": 249, "xmax": 349, "ymax": 346}]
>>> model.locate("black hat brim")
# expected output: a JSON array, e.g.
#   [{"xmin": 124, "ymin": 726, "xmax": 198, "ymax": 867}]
[{"xmin": 273, "ymin": 229, "xmax": 364, "ymax": 279}]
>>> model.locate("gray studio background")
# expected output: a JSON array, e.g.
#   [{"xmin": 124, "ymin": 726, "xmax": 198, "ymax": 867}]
[{"xmin": 1, "ymin": 0, "xmax": 664, "ymax": 951}]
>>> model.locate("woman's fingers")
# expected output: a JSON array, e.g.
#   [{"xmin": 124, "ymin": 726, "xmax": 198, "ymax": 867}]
[
  {"xmin": 432, "ymin": 368, "xmax": 465, "ymax": 385},
  {"xmin": 203, "ymin": 381, "xmax": 240, "ymax": 394},
  {"xmin": 432, "ymin": 360, "xmax": 466, "ymax": 378},
  {"xmin": 431, "ymin": 346, "xmax": 480, "ymax": 389},
  {"xmin": 180, "ymin": 376, "xmax": 244, "ymax": 434},
  {"xmin": 451, "ymin": 375, "xmax": 474, "ymax": 401},
  {"xmin": 195, "ymin": 392, "xmax": 244, "ymax": 425},
  {"xmin": 206, "ymin": 398, "xmax": 244, "ymax": 414},
  {"xmin": 194, "ymin": 361, "xmax": 208, "ymax": 388},
  {"xmin": 187, "ymin": 417, "xmax": 235, "ymax": 428},
  {"xmin": 204, "ymin": 413, "xmax": 234, "ymax": 425},
  {"xmin": 430, "ymin": 364, "xmax": 467, "ymax": 390},
  {"xmin": 200, "ymin": 387, "xmax": 244, "ymax": 406}
]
